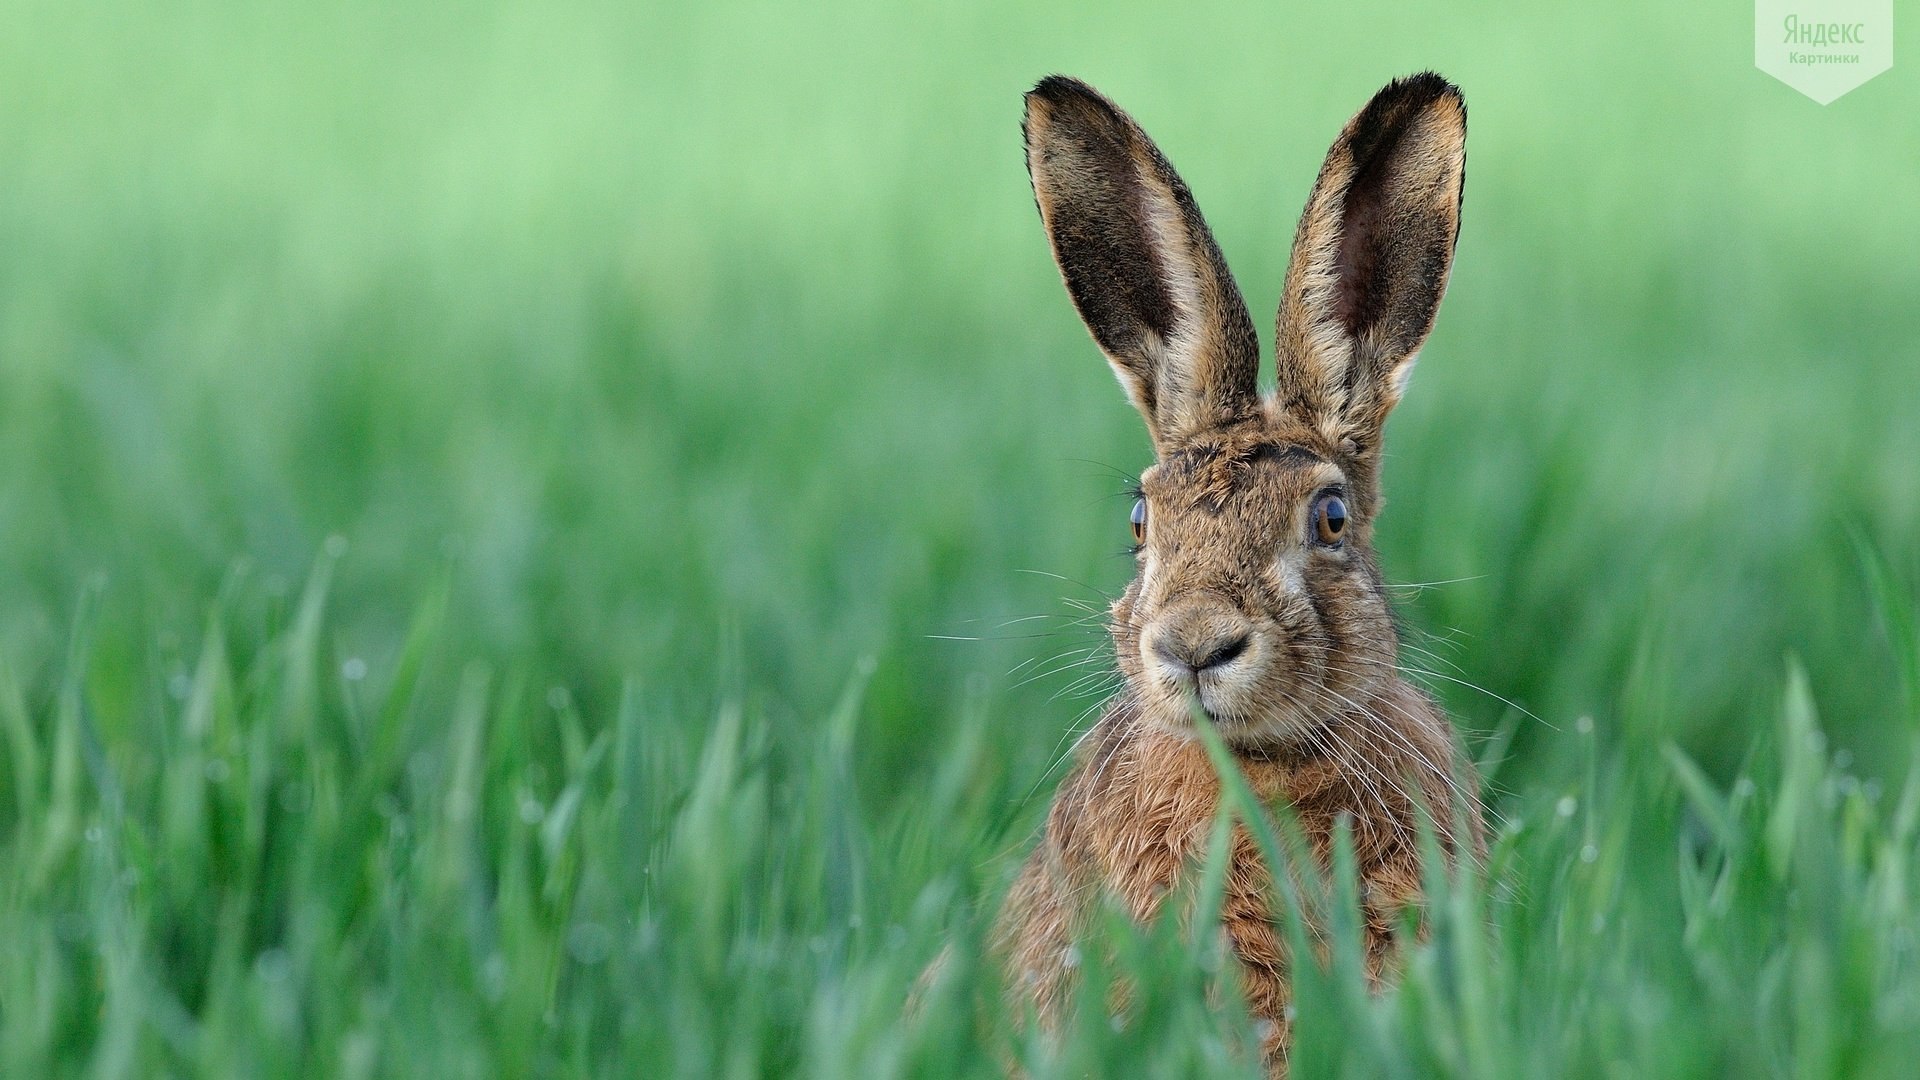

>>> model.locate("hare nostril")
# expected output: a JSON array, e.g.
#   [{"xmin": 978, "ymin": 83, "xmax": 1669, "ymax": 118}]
[
  {"xmin": 1154, "ymin": 632, "xmax": 1250, "ymax": 677},
  {"xmin": 1195, "ymin": 634, "xmax": 1249, "ymax": 671},
  {"xmin": 1152, "ymin": 638, "xmax": 1193, "ymax": 676}
]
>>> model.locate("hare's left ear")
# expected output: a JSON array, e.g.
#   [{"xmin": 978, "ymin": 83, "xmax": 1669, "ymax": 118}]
[
  {"xmin": 1273, "ymin": 73, "xmax": 1466, "ymax": 441},
  {"xmin": 1024, "ymin": 76, "xmax": 1261, "ymax": 454}
]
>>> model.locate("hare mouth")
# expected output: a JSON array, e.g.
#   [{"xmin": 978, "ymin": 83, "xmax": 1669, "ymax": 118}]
[
  {"xmin": 1146, "ymin": 666, "xmax": 1272, "ymax": 733},
  {"xmin": 1140, "ymin": 657, "xmax": 1345, "ymax": 749},
  {"xmin": 1192, "ymin": 678, "xmax": 1249, "ymax": 718},
  {"xmin": 1147, "ymin": 659, "xmax": 1258, "ymax": 714}
]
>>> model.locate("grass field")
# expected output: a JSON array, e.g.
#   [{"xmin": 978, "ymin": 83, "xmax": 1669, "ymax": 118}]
[{"xmin": 2, "ymin": 0, "xmax": 1918, "ymax": 1075}]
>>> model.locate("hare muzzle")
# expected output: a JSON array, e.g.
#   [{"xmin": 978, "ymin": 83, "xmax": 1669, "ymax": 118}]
[{"xmin": 1141, "ymin": 592, "xmax": 1257, "ymax": 707}]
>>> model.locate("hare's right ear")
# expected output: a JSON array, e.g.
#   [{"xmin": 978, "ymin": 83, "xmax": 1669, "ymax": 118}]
[
  {"xmin": 1024, "ymin": 76, "xmax": 1260, "ymax": 453},
  {"xmin": 1273, "ymin": 74, "xmax": 1466, "ymax": 446}
]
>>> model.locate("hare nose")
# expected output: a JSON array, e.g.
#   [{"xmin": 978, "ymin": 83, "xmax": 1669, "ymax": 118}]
[{"xmin": 1154, "ymin": 631, "xmax": 1250, "ymax": 678}]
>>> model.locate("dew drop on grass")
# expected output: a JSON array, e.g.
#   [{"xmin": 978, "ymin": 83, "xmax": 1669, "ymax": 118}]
[
  {"xmin": 1580, "ymin": 844, "xmax": 1599, "ymax": 863},
  {"xmin": 567, "ymin": 922, "xmax": 613, "ymax": 965},
  {"xmin": 518, "ymin": 798, "xmax": 544, "ymax": 825},
  {"xmin": 1575, "ymin": 715, "xmax": 1593, "ymax": 734},
  {"xmin": 342, "ymin": 657, "xmax": 368, "ymax": 681},
  {"xmin": 1556, "ymin": 796, "xmax": 1577, "ymax": 818},
  {"xmin": 324, "ymin": 534, "xmax": 348, "ymax": 559},
  {"xmin": 482, "ymin": 955, "xmax": 508, "ymax": 999},
  {"xmin": 55, "ymin": 912, "xmax": 88, "ymax": 943},
  {"xmin": 204, "ymin": 759, "xmax": 231, "ymax": 784},
  {"xmin": 254, "ymin": 948, "xmax": 291, "ymax": 983}
]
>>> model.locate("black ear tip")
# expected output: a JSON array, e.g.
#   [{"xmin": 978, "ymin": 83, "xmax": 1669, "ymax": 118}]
[
  {"xmin": 1029, "ymin": 74, "xmax": 1099, "ymax": 104},
  {"xmin": 1025, "ymin": 75, "xmax": 1138, "ymax": 150},
  {"xmin": 1401, "ymin": 70, "xmax": 1462, "ymax": 97},
  {"xmin": 1351, "ymin": 72, "xmax": 1466, "ymax": 143},
  {"xmin": 1025, "ymin": 74, "xmax": 1126, "ymax": 127},
  {"xmin": 1375, "ymin": 71, "xmax": 1465, "ymax": 115}
]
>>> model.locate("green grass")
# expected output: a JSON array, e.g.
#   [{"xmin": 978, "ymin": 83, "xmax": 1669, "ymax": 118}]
[{"xmin": 2, "ymin": 0, "xmax": 1918, "ymax": 1074}]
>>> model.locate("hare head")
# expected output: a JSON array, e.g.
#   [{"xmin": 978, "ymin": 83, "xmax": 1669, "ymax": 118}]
[{"xmin": 1023, "ymin": 74, "xmax": 1466, "ymax": 752}]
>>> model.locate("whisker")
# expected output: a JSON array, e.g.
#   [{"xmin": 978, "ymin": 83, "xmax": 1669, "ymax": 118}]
[
  {"xmin": 1384, "ymin": 574, "xmax": 1488, "ymax": 592},
  {"xmin": 1051, "ymin": 668, "xmax": 1122, "ymax": 704},
  {"xmin": 926, "ymin": 631, "xmax": 1079, "ymax": 642},
  {"xmin": 1014, "ymin": 567, "xmax": 1117, "ymax": 603},
  {"xmin": 1010, "ymin": 648, "xmax": 1108, "ymax": 692},
  {"xmin": 1323, "ymin": 671, "xmax": 1514, "ymax": 839},
  {"xmin": 1397, "ymin": 639, "xmax": 1470, "ymax": 678},
  {"xmin": 1303, "ymin": 676, "xmax": 1497, "ymax": 863},
  {"xmin": 1353, "ymin": 655, "xmax": 1556, "ymax": 732},
  {"xmin": 1061, "ymin": 457, "xmax": 1145, "ymax": 492},
  {"xmin": 1275, "ymin": 638, "xmax": 1507, "ymax": 840},
  {"xmin": 1011, "ymin": 695, "xmax": 1115, "ymax": 821}
]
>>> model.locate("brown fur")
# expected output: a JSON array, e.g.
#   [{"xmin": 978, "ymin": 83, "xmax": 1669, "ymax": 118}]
[{"xmin": 999, "ymin": 74, "xmax": 1483, "ymax": 1074}]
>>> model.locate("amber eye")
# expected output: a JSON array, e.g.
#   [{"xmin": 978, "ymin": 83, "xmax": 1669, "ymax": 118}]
[
  {"xmin": 1129, "ymin": 498, "xmax": 1147, "ymax": 546},
  {"xmin": 1313, "ymin": 494, "xmax": 1348, "ymax": 546}
]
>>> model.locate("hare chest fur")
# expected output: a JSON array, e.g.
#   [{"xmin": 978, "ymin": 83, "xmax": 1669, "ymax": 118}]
[{"xmin": 996, "ymin": 72, "xmax": 1487, "ymax": 1071}]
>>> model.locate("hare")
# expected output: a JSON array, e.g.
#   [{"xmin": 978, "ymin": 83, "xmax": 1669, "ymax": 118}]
[{"xmin": 996, "ymin": 73, "xmax": 1485, "ymax": 1070}]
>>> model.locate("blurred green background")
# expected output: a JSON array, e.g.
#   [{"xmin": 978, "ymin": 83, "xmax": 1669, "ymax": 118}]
[{"xmin": 2, "ymin": 0, "xmax": 1917, "ymax": 1074}]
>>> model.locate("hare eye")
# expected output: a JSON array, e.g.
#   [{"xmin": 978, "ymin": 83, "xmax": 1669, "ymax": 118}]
[
  {"xmin": 1129, "ymin": 499, "xmax": 1147, "ymax": 546},
  {"xmin": 1313, "ymin": 494, "xmax": 1348, "ymax": 546}
]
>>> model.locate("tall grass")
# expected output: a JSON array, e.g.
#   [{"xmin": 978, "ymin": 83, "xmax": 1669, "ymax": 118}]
[
  {"xmin": 3, "ymin": 552, "xmax": 1916, "ymax": 1074},
  {"xmin": 0, "ymin": 0, "xmax": 1916, "ymax": 1074}
]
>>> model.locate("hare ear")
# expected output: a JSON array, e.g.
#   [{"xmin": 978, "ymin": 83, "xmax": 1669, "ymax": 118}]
[
  {"xmin": 1024, "ymin": 76, "xmax": 1260, "ymax": 453},
  {"xmin": 1273, "ymin": 73, "xmax": 1466, "ymax": 436}
]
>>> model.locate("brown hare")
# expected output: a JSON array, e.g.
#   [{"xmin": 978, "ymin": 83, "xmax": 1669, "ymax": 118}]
[{"xmin": 997, "ymin": 72, "xmax": 1486, "ymax": 1071}]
